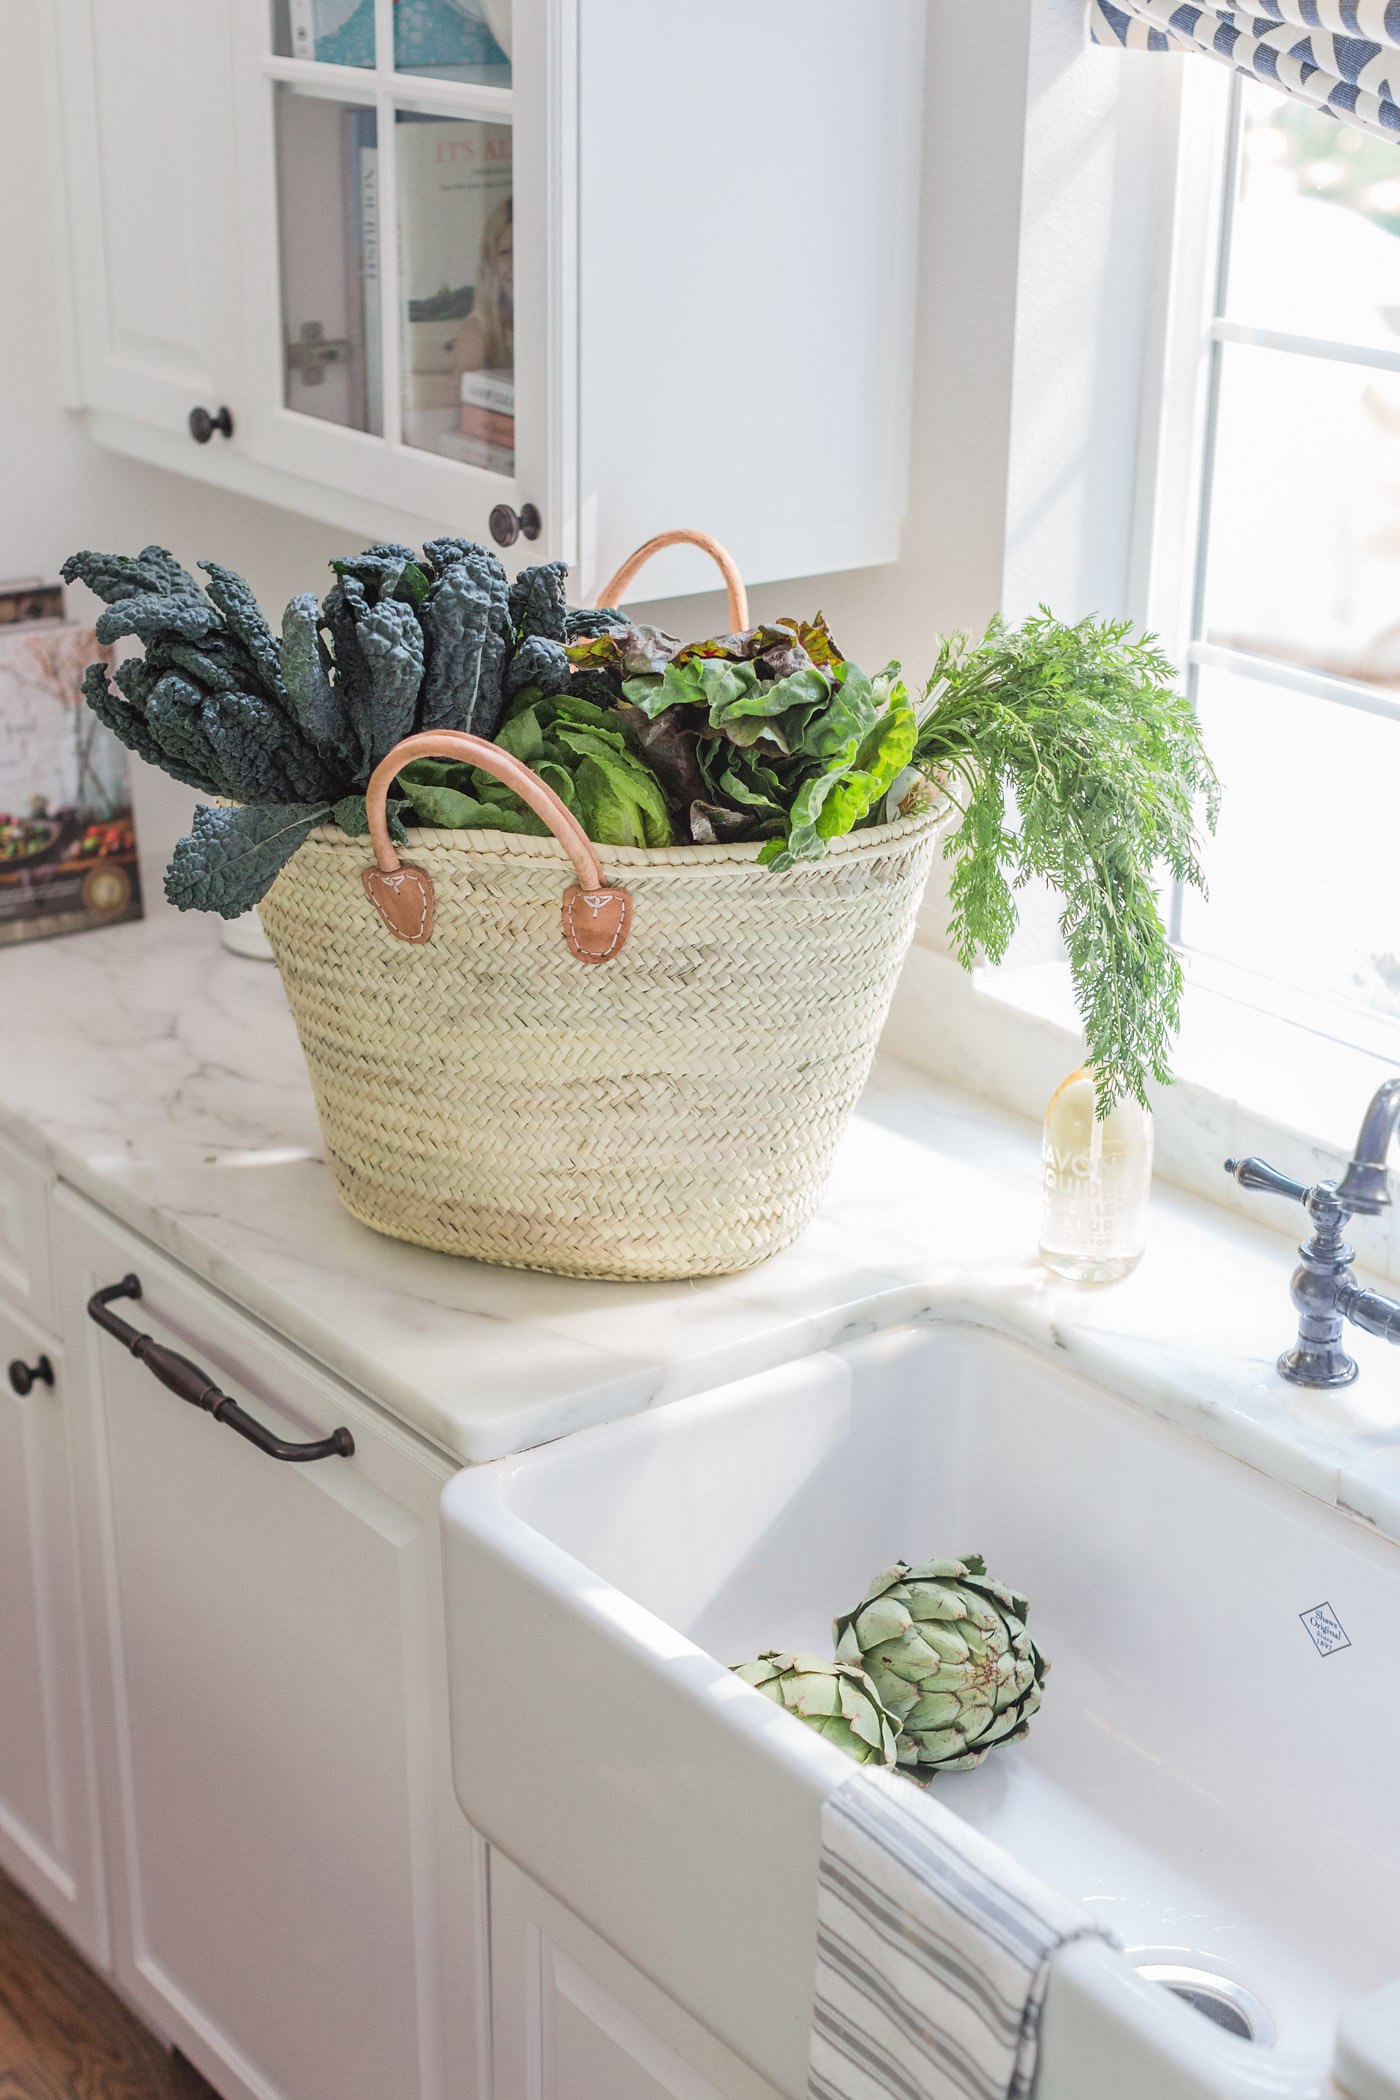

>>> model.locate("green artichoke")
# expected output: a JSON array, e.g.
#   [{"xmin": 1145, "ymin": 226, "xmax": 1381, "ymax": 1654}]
[
  {"xmin": 834, "ymin": 1556, "xmax": 1047, "ymax": 1773},
  {"xmin": 731, "ymin": 1650, "xmax": 900, "ymax": 1766}
]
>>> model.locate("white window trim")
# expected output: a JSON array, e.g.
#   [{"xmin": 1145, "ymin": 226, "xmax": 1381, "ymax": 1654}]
[{"xmin": 890, "ymin": 55, "xmax": 1400, "ymax": 1268}]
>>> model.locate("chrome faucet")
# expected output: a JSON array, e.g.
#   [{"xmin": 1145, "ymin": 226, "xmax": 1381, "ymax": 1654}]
[{"xmin": 1225, "ymin": 1077, "xmax": 1400, "ymax": 1388}]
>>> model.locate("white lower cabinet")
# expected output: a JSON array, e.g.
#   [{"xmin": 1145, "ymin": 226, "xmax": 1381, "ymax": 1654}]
[
  {"xmin": 489, "ymin": 1851, "xmax": 783, "ymax": 2100},
  {"xmin": 55, "ymin": 1188, "xmax": 488, "ymax": 2100},
  {"xmin": 0, "ymin": 1291, "xmax": 105, "ymax": 1964},
  {"xmin": 1, "ymin": 1162, "xmax": 772, "ymax": 2100}
]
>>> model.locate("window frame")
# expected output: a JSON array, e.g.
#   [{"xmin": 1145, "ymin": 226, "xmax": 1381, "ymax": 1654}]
[{"xmin": 1141, "ymin": 61, "xmax": 1400, "ymax": 1063}]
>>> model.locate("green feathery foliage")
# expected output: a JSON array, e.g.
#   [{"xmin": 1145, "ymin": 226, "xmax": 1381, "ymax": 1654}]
[{"xmin": 914, "ymin": 611, "xmax": 1219, "ymax": 1116}]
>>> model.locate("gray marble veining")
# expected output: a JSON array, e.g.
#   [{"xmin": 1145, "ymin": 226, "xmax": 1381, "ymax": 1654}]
[{"xmin": 3, "ymin": 914, "xmax": 1400, "ymax": 1549}]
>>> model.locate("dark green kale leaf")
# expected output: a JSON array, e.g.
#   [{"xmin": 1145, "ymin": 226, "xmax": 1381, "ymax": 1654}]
[
  {"xmin": 417, "ymin": 568, "xmax": 490, "ymax": 734},
  {"xmin": 145, "ymin": 636, "xmax": 245, "ymax": 695},
  {"xmin": 421, "ymin": 538, "xmax": 505, "ymax": 586},
  {"xmin": 420, "ymin": 544, "xmax": 512, "ymax": 737},
  {"xmin": 504, "ymin": 635, "xmax": 571, "ymax": 702},
  {"xmin": 360, "ymin": 542, "xmax": 419, "ymax": 565},
  {"xmin": 145, "ymin": 673, "xmax": 231, "ymax": 793},
  {"xmin": 112, "ymin": 657, "xmax": 159, "ymax": 711},
  {"xmin": 508, "ymin": 561, "xmax": 568, "ymax": 644},
  {"xmin": 197, "ymin": 561, "xmax": 287, "ymax": 702},
  {"xmin": 566, "ymin": 667, "xmax": 624, "ymax": 708},
  {"xmin": 165, "ymin": 804, "xmax": 329, "ymax": 919},
  {"xmin": 564, "ymin": 606, "xmax": 625, "ymax": 641},
  {"xmin": 81, "ymin": 661, "xmax": 216, "ymax": 789},
  {"xmin": 356, "ymin": 597, "xmax": 426, "ymax": 764},
  {"xmin": 281, "ymin": 594, "xmax": 361, "ymax": 770},
  {"xmin": 94, "ymin": 591, "xmax": 222, "ymax": 649},
  {"xmin": 330, "ymin": 550, "xmax": 430, "ymax": 609},
  {"xmin": 201, "ymin": 691, "xmax": 339, "ymax": 805},
  {"xmin": 61, "ymin": 545, "xmax": 202, "ymax": 605},
  {"xmin": 321, "ymin": 577, "xmax": 375, "ymax": 771},
  {"xmin": 330, "ymin": 793, "xmax": 408, "ymax": 844}
]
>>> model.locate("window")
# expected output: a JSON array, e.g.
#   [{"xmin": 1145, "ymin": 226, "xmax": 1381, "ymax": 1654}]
[{"xmin": 1162, "ymin": 74, "xmax": 1400, "ymax": 1057}]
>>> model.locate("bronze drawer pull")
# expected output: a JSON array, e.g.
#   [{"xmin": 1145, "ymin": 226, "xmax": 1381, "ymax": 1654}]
[{"xmin": 87, "ymin": 1276, "xmax": 353, "ymax": 1462}]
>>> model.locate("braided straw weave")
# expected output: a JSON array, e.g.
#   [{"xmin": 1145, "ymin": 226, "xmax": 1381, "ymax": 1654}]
[{"xmin": 258, "ymin": 809, "xmax": 943, "ymax": 1280}]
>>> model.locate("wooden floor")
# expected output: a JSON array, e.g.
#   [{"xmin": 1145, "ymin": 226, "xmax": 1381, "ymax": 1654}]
[{"xmin": 0, "ymin": 1869, "xmax": 222, "ymax": 2100}]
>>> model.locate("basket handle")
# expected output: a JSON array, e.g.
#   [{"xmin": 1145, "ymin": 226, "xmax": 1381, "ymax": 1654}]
[
  {"xmin": 597, "ymin": 530, "xmax": 749, "ymax": 634},
  {"xmin": 360, "ymin": 730, "xmax": 633, "ymax": 963}
]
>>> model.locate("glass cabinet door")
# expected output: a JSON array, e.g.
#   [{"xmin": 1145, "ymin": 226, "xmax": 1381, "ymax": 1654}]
[
  {"xmin": 274, "ymin": 88, "xmax": 382, "ymax": 433},
  {"xmin": 258, "ymin": 0, "xmax": 520, "ymax": 491},
  {"xmin": 396, "ymin": 110, "xmax": 513, "ymax": 467}
]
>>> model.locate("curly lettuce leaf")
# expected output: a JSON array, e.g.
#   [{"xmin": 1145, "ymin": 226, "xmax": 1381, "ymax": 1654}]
[
  {"xmin": 574, "ymin": 750, "xmax": 673, "ymax": 847},
  {"xmin": 761, "ymin": 696, "xmax": 917, "ymax": 870},
  {"xmin": 397, "ymin": 774, "xmax": 549, "ymax": 834}
]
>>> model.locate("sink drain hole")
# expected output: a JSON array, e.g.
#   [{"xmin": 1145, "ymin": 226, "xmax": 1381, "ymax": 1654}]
[{"xmin": 1133, "ymin": 1964, "xmax": 1274, "ymax": 2047}]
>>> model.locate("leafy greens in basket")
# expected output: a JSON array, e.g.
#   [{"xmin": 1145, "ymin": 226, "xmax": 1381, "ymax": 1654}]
[{"xmin": 63, "ymin": 536, "xmax": 1217, "ymax": 1111}]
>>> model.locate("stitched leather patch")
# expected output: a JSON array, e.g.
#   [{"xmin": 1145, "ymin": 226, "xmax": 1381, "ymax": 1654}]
[
  {"xmin": 562, "ymin": 886, "xmax": 632, "ymax": 963},
  {"xmin": 363, "ymin": 864, "xmax": 435, "ymax": 944}
]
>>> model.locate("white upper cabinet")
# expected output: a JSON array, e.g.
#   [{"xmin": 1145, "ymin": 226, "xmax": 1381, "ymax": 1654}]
[
  {"xmin": 46, "ymin": 0, "xmax": 924, "ymax": 596},
  {"xmin": 46, "ymin": 1, "xmax": 243, "ymax": 438},
  {"xmin": 575, "ymin": 0, "xmax": 925, "ymax": 604}
]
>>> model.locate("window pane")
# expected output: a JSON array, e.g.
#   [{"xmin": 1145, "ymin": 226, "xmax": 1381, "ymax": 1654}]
[
  {"xmin": 1203, "ymin": 342, "xmax": 1400, "ymax": 687},
  {"xmin": 1180, "ymin": 665, "xmax": 1400, "ymax": 1020},
  {"xmin": 394, "ymin": 0, "xmax": 511, "ymax": 86},
  {"xmin": 396, "ymin": 112, "xmax": 514, "ymax": 469},
  {"xmin": 271, "ymin": 0, "xmax": 374, "ymax": 66},
  {"xmin": 275, "ymin": 88, "xmax": 382, "ymax": 434},
  {"xmin": 1225, "ymin": 79, "xmax": 1400, "ymax": 348}
]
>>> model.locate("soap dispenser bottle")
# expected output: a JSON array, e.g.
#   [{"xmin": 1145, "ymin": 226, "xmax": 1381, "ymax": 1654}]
[{"xmin": 1039, "ymin": 1066, "xmax": 1153, "ymax": 1284}]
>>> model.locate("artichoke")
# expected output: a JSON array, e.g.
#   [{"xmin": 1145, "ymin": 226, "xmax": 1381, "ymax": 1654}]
[
  {"xmin": 834, "ymin": 1556, "xmax": 1047, "ymax": 1774},
  {"xmin": 731, "ymin": 1650, "xmax": 900, "ymax": 1766}
]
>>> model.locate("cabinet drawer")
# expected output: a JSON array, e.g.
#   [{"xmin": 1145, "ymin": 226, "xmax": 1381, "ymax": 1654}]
[{"xmin": 0, "ymin": 1131, "xmax": 55, "ymax": 1327}]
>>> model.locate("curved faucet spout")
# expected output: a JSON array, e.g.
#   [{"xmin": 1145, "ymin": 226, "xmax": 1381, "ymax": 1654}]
[{"xmin": 1335, "ymin": 1075, "xmax": 1400, "ymax": 1214}]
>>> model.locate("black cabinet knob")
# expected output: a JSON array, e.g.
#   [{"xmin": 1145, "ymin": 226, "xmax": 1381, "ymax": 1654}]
[
  {"xmin": 8, "ymin": 1356, "xmax": 54, "ymax": 1396},
  {"xmin": 189, "ymin": 405, "xmax": 235, "ymax": 444},
  {"xmin": 489, "ymin": 502, "xmax": 541, "ymax": 548}
]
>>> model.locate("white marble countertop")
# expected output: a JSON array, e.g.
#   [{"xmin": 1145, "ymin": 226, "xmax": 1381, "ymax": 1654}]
[{"xmin": 4, "ymin": 913, "xmax": 1400, "ymax": 1546}]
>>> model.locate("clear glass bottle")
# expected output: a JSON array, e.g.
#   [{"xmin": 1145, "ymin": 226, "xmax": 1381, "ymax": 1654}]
[{"xmin": 1039, "ymin": 1066, "xmax": 1153, "ymax": 1284}]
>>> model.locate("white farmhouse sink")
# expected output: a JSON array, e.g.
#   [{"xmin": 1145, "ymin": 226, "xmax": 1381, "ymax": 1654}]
[{"xmin": 441, "ymin": 1322, "xmax": 1400, "ymax": 2100}]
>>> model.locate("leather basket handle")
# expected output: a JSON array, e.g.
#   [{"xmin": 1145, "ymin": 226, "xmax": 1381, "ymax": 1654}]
[
  {"xmin": 598, "ymin": 530, "xmax": 749, "ymax": 634},
  {"xmin": 361, "ymin": 731, "xmax": 633, "ymax": 963}
]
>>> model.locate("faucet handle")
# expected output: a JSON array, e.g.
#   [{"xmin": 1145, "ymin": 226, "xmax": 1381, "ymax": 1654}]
[{"xmin": 1224, "ymin": 1156, "xmax": 1311, "ymax": 1205}]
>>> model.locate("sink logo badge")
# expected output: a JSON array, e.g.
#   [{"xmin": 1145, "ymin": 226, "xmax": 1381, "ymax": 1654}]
[{"xmin": 1299, "ymin": 1601, "xmax": 1351, "ymax": 1657}]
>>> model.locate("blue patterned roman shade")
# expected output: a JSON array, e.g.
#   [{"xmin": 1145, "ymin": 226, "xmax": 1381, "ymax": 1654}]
[{"xmin": 1089, "ymin": 1, "xmax": 1400, "ymax": 139}]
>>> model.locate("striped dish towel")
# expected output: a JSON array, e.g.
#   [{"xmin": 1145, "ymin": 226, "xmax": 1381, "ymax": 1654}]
[{"xmin": 809, "ymin": 1767, "xmax": 1109, "ymax": 2100}]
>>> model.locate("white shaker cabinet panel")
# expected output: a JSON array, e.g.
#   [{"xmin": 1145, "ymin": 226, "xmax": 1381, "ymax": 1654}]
[
  {"xmin": 0, "ymin": 1295, "xmax": 105, "ymax": 1966},
  {"xmin": 0, "ymin": 1130, "xmax": 57, "ymax": 1327},
  {"xmin": 56, "ymin": 1189, "xmax": 488, "ymax": 2100},
  {"xmin": 46, "ymin": 0, "xmax": 242, "ymax": 437},
  {"xmin": 575, "ymin": 0, "xmax": 925, "ymax": 605},
  {"xmin": 490, "ymin": 1850, "xmax": 785, "ymax": 2100}
]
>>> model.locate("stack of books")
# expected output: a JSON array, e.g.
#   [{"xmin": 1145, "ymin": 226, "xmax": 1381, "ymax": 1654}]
[{"xmin": 454, "ymin": 368, "xmax": 514, "ymax": 474}]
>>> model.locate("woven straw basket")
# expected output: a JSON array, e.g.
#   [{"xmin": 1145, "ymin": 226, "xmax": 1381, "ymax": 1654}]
[{"xmin": 257, "ymin": 533, "xmax": 945, "ymax": 1282}]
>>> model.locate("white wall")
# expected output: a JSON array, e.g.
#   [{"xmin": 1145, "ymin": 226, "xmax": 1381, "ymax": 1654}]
[{"xmin": 2, "ymin": 1, "xmax": 1174, "ymax": 911}]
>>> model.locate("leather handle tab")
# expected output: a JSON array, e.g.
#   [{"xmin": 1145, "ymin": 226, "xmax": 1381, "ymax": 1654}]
[
  {"xmin": 361, "ymin": 731, "xmax": 632, "ymax": 962},
  {"xmin": 598, "ymin": 530, "xmax": 749, "ymax": 635}
]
